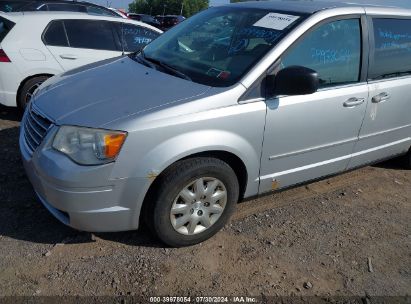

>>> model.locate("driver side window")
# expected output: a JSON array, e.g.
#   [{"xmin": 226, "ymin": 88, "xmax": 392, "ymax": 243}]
[{"xmin": 280, "ymin": 18, "xmax": 362, "ymax": 88}]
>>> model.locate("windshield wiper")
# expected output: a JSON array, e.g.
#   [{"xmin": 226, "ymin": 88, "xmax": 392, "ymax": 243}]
[
  {"xmin": 140, "ymin": 50, "xmax": 192, "ymax": 82},
  {"xmin": 132, "ymin": 52, "xmax": 152, "ymax": 68}
]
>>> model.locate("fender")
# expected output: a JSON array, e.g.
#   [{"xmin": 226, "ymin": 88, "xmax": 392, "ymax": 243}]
[
  {"xmin": 20, "ymin": 68, "xmax": 61, "ymax": 81},
  {"xmin": 110, "ymin": 100, "xmax": 267, "ymax": 198},
  {"xmin": 136, "ymin": 129, "xmax": 261, "ymax": 198}
]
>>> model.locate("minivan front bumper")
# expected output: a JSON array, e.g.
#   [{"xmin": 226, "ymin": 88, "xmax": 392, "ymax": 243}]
[{"xmin": 19, "ymin": 121, "xmax": 151, "ymax": 232}]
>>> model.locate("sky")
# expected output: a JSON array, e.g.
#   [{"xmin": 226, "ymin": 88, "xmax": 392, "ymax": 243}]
[{"xmin": 87, "ymin": 0, "xmax": 411, "ymax": 11}]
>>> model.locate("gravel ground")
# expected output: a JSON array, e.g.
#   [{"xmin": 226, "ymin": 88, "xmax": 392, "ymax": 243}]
[{"xmin": 0, "ymin": 104, "xmax": 410, "ymax": 300}]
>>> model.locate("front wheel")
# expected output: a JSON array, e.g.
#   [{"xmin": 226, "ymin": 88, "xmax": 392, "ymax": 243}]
[
  {"xmin": 405, "ymin": 148, "xmax": 411, "ymax": 169},
  {"xmin": 146, "ymin": 157, "xmax": 239, "ymax": 247}
]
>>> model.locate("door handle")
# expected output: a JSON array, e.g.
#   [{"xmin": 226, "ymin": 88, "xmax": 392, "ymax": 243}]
[
  {"xmin": 60, "ymin": 54, "xmax": 78, "ymax": 60},
  {"xmin": 343, "ymin": 97, "xmax": 365, "ymax": 108},
  {"xmin": 372, "ymin": 92, "xmax": 390, "ymax": 103}
]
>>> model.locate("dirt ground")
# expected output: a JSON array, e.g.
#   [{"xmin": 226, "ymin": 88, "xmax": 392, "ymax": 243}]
[{"xmin": 0, "ymin": 104, "xmax": 410, "ymax": 301}]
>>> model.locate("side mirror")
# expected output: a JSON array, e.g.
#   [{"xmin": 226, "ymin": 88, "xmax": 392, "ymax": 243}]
[{"xmin": 270, "ymin": 66, "xmax": 319, "ymax": 96}]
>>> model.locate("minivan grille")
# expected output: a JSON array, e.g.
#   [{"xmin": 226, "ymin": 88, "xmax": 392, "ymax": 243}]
[{"xmin": 23, "ymin": 104, "xmax": 52, "ymax": 153}]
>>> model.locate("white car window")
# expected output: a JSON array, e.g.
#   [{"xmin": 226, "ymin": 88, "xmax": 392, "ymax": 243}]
[
  {"xmin": 43, "ymin": 20, "xmax": 69, "ymax": 47},
  {"xmin": 64, "ymin": 20, "xmax": 119, "ymax": 51},
  {"xmin": 119, "ymin": 23, "xmax": 160, "ymax": 52}
]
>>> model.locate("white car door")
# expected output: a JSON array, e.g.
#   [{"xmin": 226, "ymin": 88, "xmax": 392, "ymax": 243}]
[{"xmin": 44, "ymin": 19, "xmax": 122, "ymax": 71}]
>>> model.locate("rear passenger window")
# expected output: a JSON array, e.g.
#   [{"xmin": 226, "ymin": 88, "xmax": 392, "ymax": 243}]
[
  {"xmin": 118, "ymin": 23, "xmax": 160, "ymax": 52},
  {"xmin": 370, "ymin": 18, "xmax": 411, "ymax": 80},
  {"xmin": 64, "ymin": 20, "xmax": 119, "ymax": 51},
  {"xmin": 43, "ymin": 21, "xmax": 69, "ymax": 47},
  {"xmin": 280, "ymin": 19, "xmax": 362, "ymax": 88},
  {"xmin": 0, "ymin": 17, "xmax": 14, "ymax": 42}
]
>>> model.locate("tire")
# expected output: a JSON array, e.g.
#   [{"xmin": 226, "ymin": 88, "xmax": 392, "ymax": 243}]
[
  {"xmin": 146, "ymin": 157, "xmax": 239, "ymax": 247},
  {"xmin": 18, "ymin": 76, "xmax": 49, "ymax": 110},
  {"xmin": 405, "ymin": 149, "xmax": 411, "ymax": 169}
]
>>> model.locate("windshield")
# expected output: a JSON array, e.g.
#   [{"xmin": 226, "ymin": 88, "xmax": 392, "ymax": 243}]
[{"xmin": 141, "ymin": 7, "xmax": 306, "ymax": 87}]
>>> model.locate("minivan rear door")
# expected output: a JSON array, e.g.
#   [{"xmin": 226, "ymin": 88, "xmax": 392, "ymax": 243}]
[
  {"xmin": 349, "ymin": 15, "xmax": 411, "ymax": 168},
  {"xmin": 259, "ymin": 16, "xmax": 369, "ymax": 193},
  {"xmin": 43, "ymin": 19, "xmax": 122, "ymax": 71}
]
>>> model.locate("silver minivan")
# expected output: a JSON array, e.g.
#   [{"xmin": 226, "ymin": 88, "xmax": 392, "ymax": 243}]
[{"xmin": 20, "ymin": 1, "xmax": 411, "ymax": 247}]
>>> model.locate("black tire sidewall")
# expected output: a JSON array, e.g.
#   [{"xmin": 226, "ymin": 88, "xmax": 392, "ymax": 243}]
[
  {"xmin": 151, "ymin": 158, "xmax": 239, "ymax": 247},
  {"xmin": 18, "ymin": 76, "xmax": 49, "ymax": 110},
  {"xmin": 407, "ymin": 150, "xmax": 411, "ymax": 169}
]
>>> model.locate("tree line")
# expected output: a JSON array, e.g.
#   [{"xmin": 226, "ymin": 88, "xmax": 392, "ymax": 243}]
[{"xmin": 129, "ymin": 0, "xmax": 209, "ymax": 17}]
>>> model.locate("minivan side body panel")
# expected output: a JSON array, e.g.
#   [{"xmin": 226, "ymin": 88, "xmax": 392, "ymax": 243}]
[{"xmin": 349, "ymin": 9, "xmax": 411, "ymax": 168}]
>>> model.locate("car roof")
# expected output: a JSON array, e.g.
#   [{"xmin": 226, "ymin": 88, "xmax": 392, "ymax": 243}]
[
  {"xmin": 1, "ymin": 0, "xmax": 109, "ymax": 7},
  {"xmin": 0, "ymin": 0, "xmax": 115, "ymax": 11},
  {"xmin": 2, "ymin": 11, "xmax": 163, "ymax": 32},
  {"xmin": 225, "ymin": 0, "xmax": 406, "ymax": 14}
]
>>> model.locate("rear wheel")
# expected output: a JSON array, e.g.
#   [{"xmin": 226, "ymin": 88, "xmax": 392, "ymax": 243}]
[
  {"xmin": 146, "ymin": 157, "xmax": 239, "ymax": 247},
  {"xmin": 18, "ymin": 76, "xmax": 49, "ymax": 109}
]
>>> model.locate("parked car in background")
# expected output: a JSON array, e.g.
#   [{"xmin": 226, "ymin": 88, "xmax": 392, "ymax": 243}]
[
  {"xmin": 0, "ymin": 0, "xmax": 120, "ymax": 17},
  {"xmin": 160, "ymin": 15, "xmax": 185, "ymax": 31},
  {"xmin": 108, "ymin": 7, "xmax": 128, "ymax": 19},
  {"xmin": 0, "ymin": 0, "xmax": 30, "ymax": 12},
  {"xmin": 0, "ymin": 11, "xmax": 161, "ymax": 108},
  {"xmin": 128, "ymin": 13, "xmax": 161, "ymax": 29},
  {"xmin": 155, "ymin": 15, "xmax": 164, "ymax": 25}
]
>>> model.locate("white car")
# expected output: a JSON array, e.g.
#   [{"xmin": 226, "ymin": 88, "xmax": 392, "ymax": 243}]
[{"xmin": 0, "ymin": 11, "xmax": 162, "ymax": 108}]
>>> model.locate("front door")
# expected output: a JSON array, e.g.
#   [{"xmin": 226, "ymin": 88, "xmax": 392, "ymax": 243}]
[{"xmin": 259, "ymin": 17, "xmax": 368, "ymax": 193}]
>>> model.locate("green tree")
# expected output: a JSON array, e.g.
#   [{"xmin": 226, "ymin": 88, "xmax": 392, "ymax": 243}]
[{"xmin": 129, "ymin": 0, "xmax": 209, "ymax": 17}]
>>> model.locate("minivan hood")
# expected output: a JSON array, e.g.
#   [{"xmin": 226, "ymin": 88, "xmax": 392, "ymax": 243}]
[{"xmin": 33, "ymin": 56, "xmax": 211, "ymax": 128}]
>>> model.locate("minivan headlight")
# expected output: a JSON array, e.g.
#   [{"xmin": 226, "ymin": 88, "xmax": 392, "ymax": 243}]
[{"xmin": 52, "ymin": 126, "xmax": 127, "ymax": 165}]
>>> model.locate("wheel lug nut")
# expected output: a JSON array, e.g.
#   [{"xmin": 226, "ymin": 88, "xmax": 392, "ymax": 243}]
[{"xmin": 197, "ymin": 210, "xmax": 203, "ymax": 216}]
